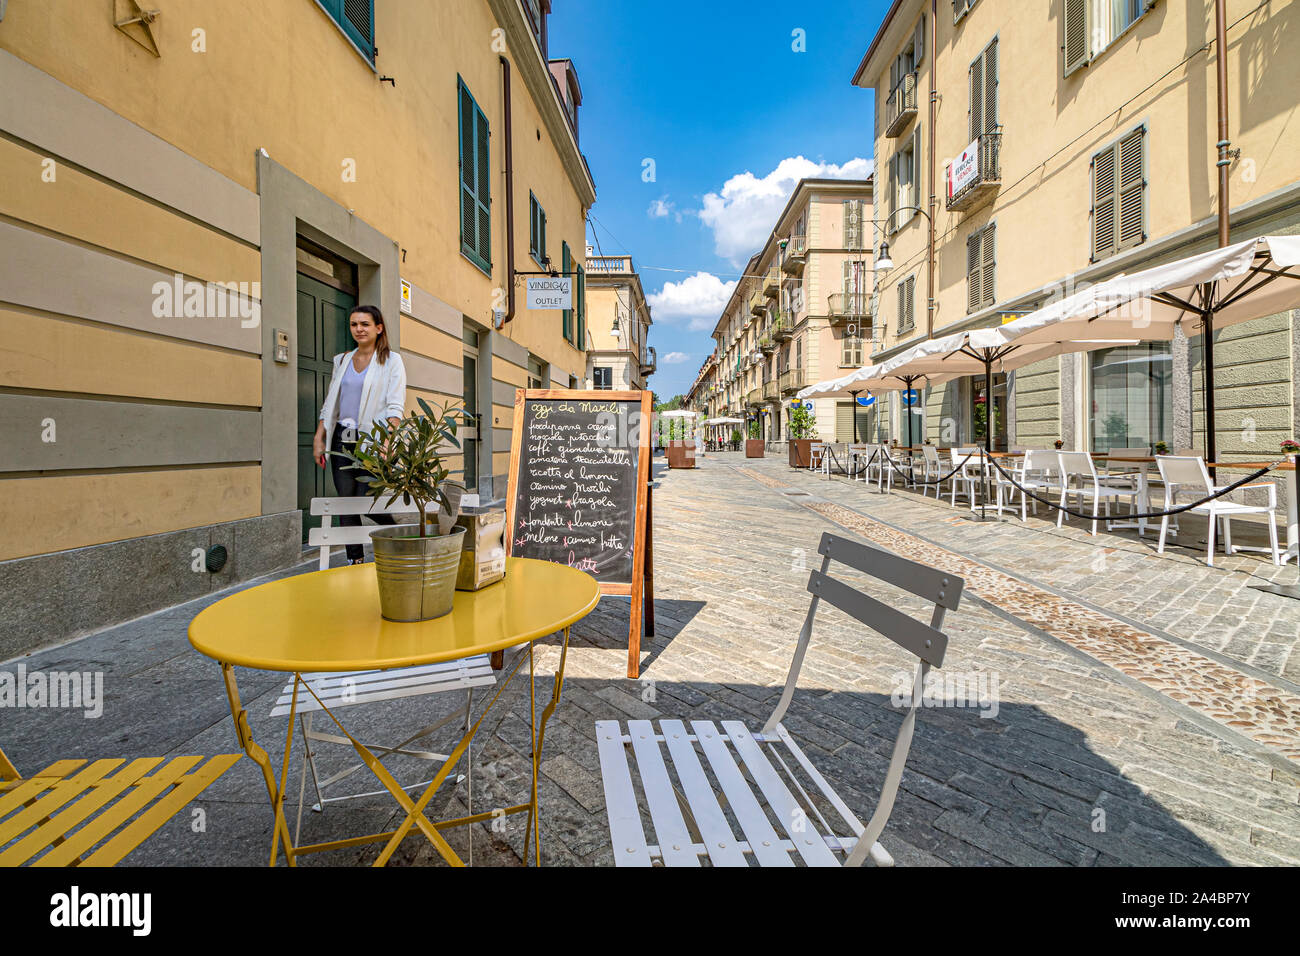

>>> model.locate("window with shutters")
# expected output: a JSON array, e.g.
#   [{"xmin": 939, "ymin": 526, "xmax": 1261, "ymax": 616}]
[
  {"xmin": 458, "ymin": 77, "xmax": 491, "ymax": 275},
  {"xmin": 966, "ymin": 223, "xmax": 996, "ymax": 313},
  {"xmin": 1064, "ymin": 0, "xmax": 1157, "ymax": 76},
  {"xmin": 888, "ymin": 129, "xmax": 918, "ymax": 233},
  {"xmin": 953, "ymin": 0, "xmax": 980, "ymax": 23},
  {"xmin": 968, "ymin": 38, "xmax": 998, "ymax": 143},
  {"xmin": 528, "ymin": 192, "xmax": 547, "ymax": 267},
  {"xmin": 897, "ymin": 275, "xmax": 916, "ymax": 333},
  {"xmin": 1091, "ymin": 127, "xmax": 1146, "ymax": 261},
  {"xmin": 317, "ymin": 0, "xmax": 376, "ymax": 62},
  {"xmin": 841, "ymin": 330, "xmax": 864, "ymax": 368},
  {"xmin": 561, "ymin": 242, "xmax": 573, "ymax": 343}
]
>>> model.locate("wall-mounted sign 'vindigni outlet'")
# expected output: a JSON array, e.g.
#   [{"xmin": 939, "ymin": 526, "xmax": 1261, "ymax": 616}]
[{"xmin": 525, "ymin": 277, "xmax": 571, "ymax": 310}]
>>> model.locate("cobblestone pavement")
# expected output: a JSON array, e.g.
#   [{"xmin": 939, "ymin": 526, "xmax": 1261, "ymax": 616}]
[{"xmin": 3, "ymin": 451, "xmax": 1298, "ymax": 866}]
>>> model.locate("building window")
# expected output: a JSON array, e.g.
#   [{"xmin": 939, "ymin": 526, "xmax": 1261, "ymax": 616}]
[
  {"xmin": 1089, "ymin": 343, "xmax": 1172, "ymax": 452},
  {"xmin": 969, "ymin": 38, "xmax": 998, "ymax": 143},
  {"xmin": 953, "ymin": 0, "xmax": 979, "ymax": 23},
  {"xmin": 317, "ymin": 0, "xmax": 375, "ymax": 62},
  {"xmin": 888, "ymin": 129, "xmax": 919, "ymax": 232},
  {"xmin": 1065, "ymin": 0, "xmax": 1155, "ymax": 75},
  {"xmin": 561, "ymin": 242, "xmax": 574, "ymax": 344},
  {"xmin": 1091, "ymin": 126, "xmax": 1146, "ymax": 262},
  {"xmin": 527, "ymin": 355, "xmax": 547, "ymax": 389},
  {"xmin": 897, "ymin": 275, "xmax": 916, "ymax": 333},
  {"xmin": 458, "ymin": 77, "xmax": 491, "ymax": 274},
  {"xmin": 529, "ymin": 193, "xmax": 547, "ymax": 267},
  {"xmin": 841, "ymin": 330, "xmax": 864, "ymax": 368},
  {"xmin": 593, "ymin": 367, "xmax": 613, "ymax": 389},
  {"xmin": 966, "ymin": 222, "xmax": 996, "ymax": 313}
]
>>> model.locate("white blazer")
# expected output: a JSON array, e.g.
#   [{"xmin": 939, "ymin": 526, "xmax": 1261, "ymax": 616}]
[{"xmin": 319, "ymin": 349, "xmax": 408, "ymax": 434}]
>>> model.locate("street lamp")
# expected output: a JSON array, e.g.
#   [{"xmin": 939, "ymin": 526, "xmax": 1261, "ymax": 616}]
[
  {"xmin": 874, "ymin": 240, "xmax": 894, "ymax": 271},
  {"xmin": 870, "ymin": 206, "xmax": 931, "ymax": 273}
]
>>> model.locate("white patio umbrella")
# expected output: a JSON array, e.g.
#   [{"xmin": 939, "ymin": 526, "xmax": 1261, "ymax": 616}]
[{"xmin": 984, "ymin": 234, "xmax": 1300, "ymax": 462}]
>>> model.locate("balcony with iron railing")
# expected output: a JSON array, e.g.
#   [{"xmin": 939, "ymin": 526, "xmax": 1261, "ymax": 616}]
[
  {"xmin": 758, "ymin": 333, "xmax": 776, "ymax": 354},
  {"xmin": 585, "ymin": 254, "xmax": 633, "ymax": 273},
  {"xmin": 771, "ymin": 312, "xmax": 793, "ymax": 341},
  {"xmin": 640, "ymin": 345, "xmax": 656, "ymax": 375},
  {"xmin": 827, "ymin": 291, "xmax": 871, "ymax": 323},
  {"xmin": 763, "ymin": 379, "xmax": 778, "ymax": 401},
  {"xmin": 749, "ymin": 288, "xmax": 767, "ymax": 318},
  {"xmin": 779, "ymin": 366, "xmax": 806, "ymax": 394},
  {"xmin": 746, "ymin": 386, "xmax": 763, "ymax": 407},
  {"xmin": 946, "ymin": 130, "xmax": 1002, "ymax": 213},
  {"xmin": 884, "ymin": 71, "xmax": 919, "ymax": 138},
  {"xmin": 763, "ymin": 267, "xmax": 780, "ymax": 298},
  {"xmin": 781, "ymin": 235, "xmax": 807, "ymax": 276}
]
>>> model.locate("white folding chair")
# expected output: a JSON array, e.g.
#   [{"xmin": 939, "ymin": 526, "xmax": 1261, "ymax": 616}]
[
  {"xmin": 910, "ymin": 445, "xmax": 941, "ymax": 499},
  {"xmin": 596, "ymin": 532, "xmax": 963, "ymax": 867},
  {"xmin": 285, "ymin": 497, "xmax": 498, "ymax": 839},
  {"xmin": 947, "ymin": 447, "xmax": 980, "ymax": 508},
  {"xmin": 847, "ymin": 443, "xmax": 871, "ymax": 483},
  {"xmin": 1000, "ymin": 449, "xmax": 1062, "ymax": 520},
  {"xmin": 1055, "ymin": 451, "xmax": 1142, "ymax": 536},
  {"xmin": 1155, "ymin": 456, "xmax": 1281, "ymax": 567},
  {"xmin": 809, "ymin": 442, "xmax": 827, "ymax": 475}
]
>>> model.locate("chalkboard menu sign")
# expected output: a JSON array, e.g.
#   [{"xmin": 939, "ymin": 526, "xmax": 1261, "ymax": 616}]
[{"xmin": 507, "ymin": 389, "xmax": 654, "ymax": 678}]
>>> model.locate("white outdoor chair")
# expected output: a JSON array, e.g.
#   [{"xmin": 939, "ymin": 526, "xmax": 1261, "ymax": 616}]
[
  {"xmin": 809, "ymin": 442, "xmax": 827, "ymax": 474},
  {"xmin": 596, "ymin": 532, "xmax": 963, "ymax": 866},
  {"xmin": 947, "ymin": 447, "xmax": 980, "ymax": 508},
  {"xmin": 999, "ymin": 449, "xmax": 1063, "ymax": 520},
  {"xmin": 912, "ymin": 445, "xmax": 942, "ymax": 499},
  {"xmin": 847, "ymin": 443, "xmax": 871, "ymax": 483},
  {"xmin": 867, "ymin": 444, "xmax": 898, "ymax": 493},
  {"xmin": 1055, "ymin": 451, "xmax": 1142, "ymax": 536},
  {"xmin": 1154, "ymin": 456, "xmax": 1281, "ymax": 567},
  {"xmin": 284, "ymin": 496, "xmax": 497, "ymax": 838}
]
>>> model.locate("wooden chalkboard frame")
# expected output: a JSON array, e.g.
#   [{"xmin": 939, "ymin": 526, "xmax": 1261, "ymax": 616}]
[{"xmin": 506, "ymin": 389, "xmax": 654, "ymax": 678}]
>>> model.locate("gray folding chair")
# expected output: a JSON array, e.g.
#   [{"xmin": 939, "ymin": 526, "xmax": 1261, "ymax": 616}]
[{"xmin": 596, "ymin": 532, "xmax": 963, "ymax": 866}]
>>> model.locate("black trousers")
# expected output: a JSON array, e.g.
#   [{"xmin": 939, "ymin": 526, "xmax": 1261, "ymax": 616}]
[{"xmin": 330, "ymin": 424, "xmax": 396, "ymax": 561}]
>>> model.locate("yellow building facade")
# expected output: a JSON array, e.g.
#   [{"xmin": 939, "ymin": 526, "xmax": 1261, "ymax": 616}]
[
  {"xmin": 0, "ymin": 0, "xmax": 595, "ymax": 652},
  {"xmin": 855, "ymin": 0, "xmax": 1300, "ymax": 454}
]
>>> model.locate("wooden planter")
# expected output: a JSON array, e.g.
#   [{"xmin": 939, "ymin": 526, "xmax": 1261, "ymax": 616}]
[
  {"xmin": 788, "ymin": 439, "xmax": 812, "ymax": 468},
  {"xmin": 667, "ymin": 440, "xmax": 696, "ymax": 469},
  {"xmin": 744, "ymin": 439, "xmax": 765, "ymax": 459}
]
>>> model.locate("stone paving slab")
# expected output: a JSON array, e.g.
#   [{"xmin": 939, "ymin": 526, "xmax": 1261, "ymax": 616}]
[{"xmin": 1, "ymin": 453, "xmax": 1297, "ymax": 865}]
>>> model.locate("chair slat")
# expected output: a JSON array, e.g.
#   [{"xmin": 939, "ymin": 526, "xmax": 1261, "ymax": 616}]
[
  {"xmin": 722, "ymin": 721, "xmax": 839, "ymax": 867},
  {"xmin": 816, "ymin": 533, "xmax": 962, "ymax": 610},
  {"xmin": 808, "ymin": 570, "xmax": 948, "ymax": 667},
  {"xmin": 658, "ymin": 720, "xmax": 748, "ymax": 867},
  {"xmin": 270, "ymin": 666, "xmax": 495, "ymax": 717},
  {"xmin": 595, "ymin": 721, "xmax": 653, "ymax": 867},
  {"xmin": 310, "ymin": 497, "xmax": 426, "ymax": 516},
  {"xmin": 689, "ymin": 720, "xmax": 792, "ymax": 867},
  {"xmin": 770, "ymin": 723, "xmax": 865, "ymax": 838},
  {"xmin": 626, "ymin": 721, "xmax": 699, "ymax": 867},
  {"xmin": 0, "ymin": 759, "xmax": 127, "ymax": 833},
  {"xmin": 73, "ymin": 755, "xmax": 243, "ymax": 868},
  {"xmin": 15, "ymin": 757, "xmax": 203, "ymax": 867}
]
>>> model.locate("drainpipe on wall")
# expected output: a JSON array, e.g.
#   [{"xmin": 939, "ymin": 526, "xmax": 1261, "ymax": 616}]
[
  {"xmin": 499, "ymin": 54, "xmax": 516, "ymax": 327},
  {"xmin": 926, "ymin": 0, "xmax": 937, "ymax": 339}
]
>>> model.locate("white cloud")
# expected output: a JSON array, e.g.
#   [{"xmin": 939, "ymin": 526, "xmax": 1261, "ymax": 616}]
[
  {"xmin": 698, "ymin": 156, "xmax": 875, "ymax": 265},
  {"xmin": 661, "ymin": 351, "xmax": 690, "ymax": 364},
  {"xmin": 647, "ymin": 272, "xmax": 738, "ymax": 332},
  {"xmin": 648, "ymin": 198, "xmax": 673, "ymax": 219}
]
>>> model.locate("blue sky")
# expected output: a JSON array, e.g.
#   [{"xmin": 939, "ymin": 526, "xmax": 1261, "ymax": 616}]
[{"xmin": 549, "ymin": 0, "xmax": 894, "ymax": 398}]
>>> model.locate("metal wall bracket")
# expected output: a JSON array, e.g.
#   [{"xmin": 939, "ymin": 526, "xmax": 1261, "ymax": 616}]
[{"xmin": 114, "ymin": 0, "xmax": 162, "ymax": 57}]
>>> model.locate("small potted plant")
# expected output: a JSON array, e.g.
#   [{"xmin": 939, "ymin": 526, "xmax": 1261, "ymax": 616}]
[
  {"xmin": 1154, "ymin": 441, "xmax": 1170, "ymax": 455},
  {"xmin": 335, "ymin": 399, "xmax": 468, "ymax": 622},
  {"xmin": 787, "ymin": 405, "xmax": 816, "ymax": 468},
  {"xmin": 1053, "ymin": 439, "xmax": 1064, "ymax": 450},
  {"xmin": 730, "ymin": 428, "xmax": 742, "ymax": 451},
  {"xmin": 1283, "ymin": 438, "xmax": 1299, "ymax": 462},
  {"xmin": 745, "ymin": 419, "xmax": 764, "ymax": 458}
]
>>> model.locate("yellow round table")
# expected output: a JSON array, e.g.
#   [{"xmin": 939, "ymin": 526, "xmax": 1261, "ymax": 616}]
[{"xmin": 189, "ymin": 557, "xmax": 600, "ymax": 867}]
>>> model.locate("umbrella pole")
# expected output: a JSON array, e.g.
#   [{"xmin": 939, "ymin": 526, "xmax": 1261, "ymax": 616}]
[
  {"xmin": 904, "ymin": 376, "xmax": 914, "ymax": 450},
  {"xmin": 1203, "ymin": 305, "xmax": 1217, "ymax": 479}
]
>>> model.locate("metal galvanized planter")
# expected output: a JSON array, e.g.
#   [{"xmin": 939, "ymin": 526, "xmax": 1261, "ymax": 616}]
[{"xmin": 369, "ymin": 525, "xmax": 466, "ymax": 622}]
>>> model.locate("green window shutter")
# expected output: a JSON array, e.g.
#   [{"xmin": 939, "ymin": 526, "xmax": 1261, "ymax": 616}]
[
  {"xmin": 1117, "ymin": 127, "xmax": 1146, "ymax": 252},
  {"xmin": 576, "ymin": 263, "xmax": 586, "ymax": 349},
  {"xmin": 1064, "ymin": 0, "xmax": 1090, "ymax": 76},
  {"xmin": 529, "ymin": 194, "xmax": 539, "ymax": 259},
  {"xmin": 540, "ymin": 208, "xmax": 547, "ymax": 263},
  {"xmin": 1092, "ymin": 143, "xmax": 1117, "ymax": 261},
  {"xmin": 321, "ymin": 0, "xmax": 375, "ymax": 61},
  {"xmin": 458, "ymin": 78, "xmax": 491, "ymax": 274},
  {"xmin": 561, "ymin": 242, "xmax": 572, "ymax": 342}
]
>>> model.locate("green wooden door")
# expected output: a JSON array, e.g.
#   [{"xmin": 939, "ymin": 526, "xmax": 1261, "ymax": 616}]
[{"xmin": 297, "ymin": 273, "xmax": 356, "ymax": 540}]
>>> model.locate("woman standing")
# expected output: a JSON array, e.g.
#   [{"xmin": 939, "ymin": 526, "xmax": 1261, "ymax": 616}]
[{"xmin": 312, "ymin": 305, "xmax": 407, "ymax": 564}]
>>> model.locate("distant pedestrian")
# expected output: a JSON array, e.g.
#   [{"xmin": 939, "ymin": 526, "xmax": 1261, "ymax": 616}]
[{"xmin": 312, "ymin": 305, "xmax": 407, "ymax": 564}]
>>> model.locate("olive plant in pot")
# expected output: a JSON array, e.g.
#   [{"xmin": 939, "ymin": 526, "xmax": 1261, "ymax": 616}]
[
  {"xmin": 787, "ymin": 404, "xmax": 816, "ymax": 468},
  {"xmin": 334, "ymin": 398, "xmax": 469, "ymax": 622},
  {"xmin": 745, "ymin": 419, "xmax": 765, "ymax": 458}
]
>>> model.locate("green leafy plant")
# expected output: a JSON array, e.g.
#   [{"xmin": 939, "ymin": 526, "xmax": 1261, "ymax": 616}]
[
  {"xmin": 1282, "ymin": 439, "xmax": 1300, "ymax": 454},
  {"xmin": 731, "ymin": 429, "xmax": 742, "ymax": 444},
  {"xmin": 748, "ymin": 420, "xmax": 761, "ymax": 439},
  {"xmin": 333, "ymin": 398, "xmax": 467, "ymax": 537},
  {"xmin": 788, "ymin": 404, "xmax": 815, "ymax": 439},
  {"xmin": 1154, "ymin": 440, "xmax": 1170, "ymax": 455}
]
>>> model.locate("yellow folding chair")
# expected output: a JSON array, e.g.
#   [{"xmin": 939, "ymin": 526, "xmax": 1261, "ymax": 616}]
[{"xmin": 0, "ymin": 744, "xmax": 241, "ymax": 867}]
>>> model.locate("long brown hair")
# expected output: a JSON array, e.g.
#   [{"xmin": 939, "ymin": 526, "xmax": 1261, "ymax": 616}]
[{"xmin": 349, "ymin": 305, "xmax": 390, "ymax": 364}]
